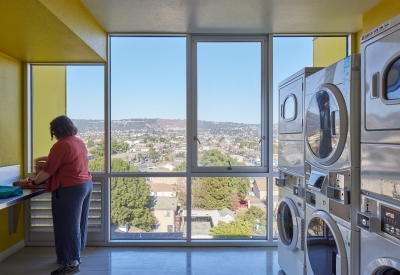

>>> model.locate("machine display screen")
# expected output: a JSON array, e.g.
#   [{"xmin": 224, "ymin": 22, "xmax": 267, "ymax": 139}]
[
  {"xmin": 307, "ymin": 172, "xmax": 325, "ymax": 190},
  {"xmin": 381, "ymin": 205, "xmax": 400, "ymax": 240}
]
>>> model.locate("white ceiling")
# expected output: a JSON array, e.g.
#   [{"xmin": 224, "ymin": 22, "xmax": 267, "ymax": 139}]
[{"xmin": 81, "ymin": 0, "xmax": 381, "ymax": 34}]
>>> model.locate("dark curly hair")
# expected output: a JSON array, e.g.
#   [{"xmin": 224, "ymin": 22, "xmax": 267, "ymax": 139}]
[{"xmin": 50, "ymin": 115, "xmax": 78, "ymax": 140}]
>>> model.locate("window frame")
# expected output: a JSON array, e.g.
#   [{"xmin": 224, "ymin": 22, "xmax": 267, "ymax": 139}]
[
  {"xmin": 25, "ymin": 34, "xmax": 276, "ymax": 246},
  {"xmin": 190, "ymin": 35, "xmax": 269, "ymax": 173}
]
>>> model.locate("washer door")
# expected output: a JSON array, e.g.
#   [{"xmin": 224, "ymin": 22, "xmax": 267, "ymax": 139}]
[
  {"xmin": 279, "ymin": 77, "xmax": 303, "ymax": 134},
  {"xmin": 277, "ymin": 197, "xmax": 300, "ymax": 251},
  {"xmin": 364, "ymin": 258, "xmax": 400, "ymax": 275},
  {"xmin": 306, "ymin": 84, "xmax": 348, "ymax": 165},
  {"xmin": 307, "ymin": 211, "xmax": 348, "ymax": 275}
]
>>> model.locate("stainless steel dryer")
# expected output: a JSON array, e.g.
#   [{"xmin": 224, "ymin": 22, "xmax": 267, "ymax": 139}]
[
  {"xmin": 361, "ymin": 14, "xmax": 400, "ymax": 206},
  {"xmin": 304, "ymin": 55, "xmax": 362, "ymax": 231},
  {"xmin": 357, "ymin": 195, "xmax": 400, "ymax": 275},
  {"xmin": 279, "ymin": 67, "xmax": 323, "ymax": 176},
  {"xmin": 305, "ymin": 55, "xmax": 361, "ymax": 171}
]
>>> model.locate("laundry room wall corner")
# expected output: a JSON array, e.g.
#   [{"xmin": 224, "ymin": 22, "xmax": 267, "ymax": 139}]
[
  {"xmin": 363, "ymin": 0, "xmax": 400, "ymax": 34},
  {"xmin": 312, "ymin": 37, "xmax": 347, "ymax": 67}
]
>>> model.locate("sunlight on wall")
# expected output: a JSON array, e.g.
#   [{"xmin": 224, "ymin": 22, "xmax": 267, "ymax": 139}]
[
  {"xmin": 32, "ymin": 66, "xmax": 66, "ymax": 160},
  {"xmin": 0, "ymin": 52, "xmax": 24, "ymax": 253},
  {"xmin": 313, "ymin": 37, "xmax": 347, "ymax": 67}
]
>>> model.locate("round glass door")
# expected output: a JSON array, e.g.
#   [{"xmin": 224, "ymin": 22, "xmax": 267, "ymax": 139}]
[
  {"xmin": 366, "ymin": 258, "xmax": 400, "ymax": 275},
  {"xmin": 373, "ymin": 267, "xmax": 400, "ymax": 275},
  {"xmin": 386, "ymin": 57, "xmax": 400, "ymax": 100},
  {"xmin": 306, "ymin": 87, "xmax": 345, "ymax": 164},
  {"xmin": 278, "ymin": 201, "xmax": 294, "ymax": 245},
  {"xmin": 283, "ymin": 94, "xmax": 296, "ymax": 120},
  {"xmin": 307, "ymin": 216, "xmax": 338, "ymax": 275}
]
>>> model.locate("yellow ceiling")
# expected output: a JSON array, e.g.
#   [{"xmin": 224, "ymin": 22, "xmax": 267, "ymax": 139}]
[{"xmin": 0, "ymin": 0, "xmax": 107, "ymax": 62}]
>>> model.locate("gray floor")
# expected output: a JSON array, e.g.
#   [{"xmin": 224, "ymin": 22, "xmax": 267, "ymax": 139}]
[{"xmin": 0, "ymin": 246, "xmax": 285, "ymax": 275}]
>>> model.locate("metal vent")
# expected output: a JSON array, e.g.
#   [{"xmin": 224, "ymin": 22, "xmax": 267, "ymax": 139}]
[{"xmin": 30, "ymin": 180, "xmax": 102, "ymax": 233}]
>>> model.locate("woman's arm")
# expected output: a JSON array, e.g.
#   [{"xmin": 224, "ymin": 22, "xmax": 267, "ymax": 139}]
[{"xmin": 33, "ymin": 170, "xmax": 51, "ymax": 185}]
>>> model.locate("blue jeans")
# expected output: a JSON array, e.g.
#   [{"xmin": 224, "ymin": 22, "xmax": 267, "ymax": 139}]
[{"xmin": 52, "ymin": 179, "xmax": 93, "ymax": 264}]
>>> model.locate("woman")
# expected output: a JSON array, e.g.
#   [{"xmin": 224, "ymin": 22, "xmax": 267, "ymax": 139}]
[{"xmin": 32, "ymin": 115, "xmax": 92, "ymax": 275}]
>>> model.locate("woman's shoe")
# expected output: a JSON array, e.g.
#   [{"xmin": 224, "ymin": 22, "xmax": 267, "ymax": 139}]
[{"xmin": 50, "ymin": 263, "xmax": 80, "ymax": 275}]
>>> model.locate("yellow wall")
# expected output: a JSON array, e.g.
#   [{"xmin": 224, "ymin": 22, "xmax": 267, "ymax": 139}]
[
  {"xmin": 32, "ymin": 66, "xmax": 67, "ymax": 160},
  {"xmin": 348, "ymin": 0, "xmax": 400, "ymax": 54},
  {"xmin": 363, "ymin": 0, "xmax": 400, "ymax": 34},
  {"xmin": 0, "ymin": 52, "xmax": 25, "ymax": 252},
  {"xmin": 38, "ymin": 0, "xmax": 107, "ymax": 61},
  {"xmin": 313, "ymin": 37, "xmax": 347, "ymax": 67},
  {"xmin": 355, "ymin": 29, "xmax": 363, "ymax": 54},
  {"xmin": 313, "ymin": 0, "xmax": 400, "ymax": 64}
]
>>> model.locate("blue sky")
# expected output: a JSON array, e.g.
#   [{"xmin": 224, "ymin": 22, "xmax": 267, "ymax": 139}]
[{"xmin": 67, "ymin": 36, "xmax": 313, "ymax": 124}]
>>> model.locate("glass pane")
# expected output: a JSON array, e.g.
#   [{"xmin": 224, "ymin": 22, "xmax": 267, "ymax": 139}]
[
  {"xmin": 386, "ymin": 58, "xmax": 400, "ymax": 100},
  {"xmin": 110, "ymin": 176, "xmax": 186, "ymax": 240},
  {"xmin": 190, "ymin": 177, "xmax": 266, "ymax": 240},
  {"xmin": 307, "ymin": 217, "xmax": 338, "ymax": 275},
  {"xmin": 283, "ymin": 95, "xmax": 296, "ymax": 120},
  {"xmin": 67, "ymin": 66, "xmax": 105, "ymax": 172},
  {"xmin": 196, "ymin": 42, "xmax": 261, "ymax": 167},
  {"xmin": 110, "ymin": 37, "xmax": 186, "ymax": 172},
  {"xmin": 306, "ymin": 90, "xmax": 339, "ymax": 159}
]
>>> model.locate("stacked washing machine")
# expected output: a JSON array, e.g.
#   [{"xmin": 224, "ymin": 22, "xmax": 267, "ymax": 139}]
[
  {"xmin": 275, "ymin": 68, "xmax": 323, "ymax": 275},
  {"xmin": 303, "ymin": 54, "xmax": 361, "ymax": 275},
  {"xmin": 357, "ymin": 14, "xmax": 400, "ymax": 275}
]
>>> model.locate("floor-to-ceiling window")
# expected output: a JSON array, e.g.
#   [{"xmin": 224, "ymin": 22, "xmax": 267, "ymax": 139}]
[{"xmin": 106, "ymin": 35, "xmax": 269, "ymax": 241}]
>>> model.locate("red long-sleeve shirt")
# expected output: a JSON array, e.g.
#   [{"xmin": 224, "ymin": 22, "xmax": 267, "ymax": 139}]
[{"xmin": 42, "ymin": 135, "xmax": 92, "ymax": 192}]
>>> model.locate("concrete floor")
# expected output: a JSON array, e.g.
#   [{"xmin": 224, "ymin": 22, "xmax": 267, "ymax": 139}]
[{"xmin": 0, "ymin": 246, "xmax": 285, "ymax": 275}]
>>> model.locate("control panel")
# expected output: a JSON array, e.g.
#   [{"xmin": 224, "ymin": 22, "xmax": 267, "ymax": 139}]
[{"xmin": 381, "ymin": 205, "xmax": 400, "ymax": 240}]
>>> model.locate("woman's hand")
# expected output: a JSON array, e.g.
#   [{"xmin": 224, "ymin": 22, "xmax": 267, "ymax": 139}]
[{"xmin": 33, "ymin": 170, "xmax": 51, "ymax": 185}]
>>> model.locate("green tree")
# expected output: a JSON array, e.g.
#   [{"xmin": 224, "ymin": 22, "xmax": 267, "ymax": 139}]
[
  {"xmin": 88, "ymin": 157, "xmax": 103, "ymax": 172},
  {"xmin": 148, "ymin": 148, "xmax": 159, "ymax": 160},
  {"xmin": 111, "ymin": 175, "xmax": 158, "ymax": 231},
  {"xmin": 137, "ymin": 153, "xmax": 145, "ymax": 162},
  {"xmin": 190, "ymin": 150, "xmax": 250, "ymax": 211},
  {"xmin": 227, "ymin": 177, "xmax": 249, "ymax": 200},
  {"xmin": 176, "ymin": 151, "xmax": 185, "ymax": 158},
  {"xmin": 87, "ymin": 138, "xmax": 95, "ymax": 148},
  {"xmin": 111, "ymin": 139, "xmax": 129, "ymax": 154},
  {"xmin": 209, "ymin": 220, "xmax": 252, "ymax": 238},
  {"xmin": 241, "ymin": 206, "xmax": 266, "ymax": 227},
  {"xmin": 201, "ymin": 177, "xmax": 231, "ymax": 210},
  {"xmin": 173, "ymin": 162, "xmax": 186, "ymax": 172},
  {"xmin": 192, "ymin": 177, "xmax": 206, "ymax": 209},
  {"xmin": 199, "ymin": 149, "xmax": 239, "ymax": 166},
  {"xmin": 91, "ymin": 140, "xmax": 104, "ymax": 157}
]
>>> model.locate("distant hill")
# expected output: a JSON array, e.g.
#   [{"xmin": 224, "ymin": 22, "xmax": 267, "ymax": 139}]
[{"xmin": 72, "ymin": 119, "xmax": 278, "ymax": 138}]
